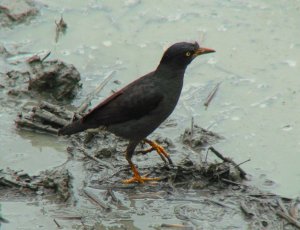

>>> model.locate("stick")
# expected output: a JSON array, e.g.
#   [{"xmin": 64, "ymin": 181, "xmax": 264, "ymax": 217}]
[
  {"xmin": 52, "ymin": 216, "xmax": 82, "ymax": 220},
  {"xmin": 53, "ymin": 219, "xmax": 61, "ymax": 228},
  {"xmin": 15, "ymin": 118, "xmax": 58, "ymax": 134},
  {"xmin": 41, "ymin": 51, "xmax": 51, "ymax": 62},
  {"xmin": 0, "ymin": 216, "xmax": 9, "ymax": 223},
  {"xmin": 40, "ymin": 101, "xmax": 80, "ymax": 120},
  {"xmin": 276, "ymin": 210, "xmax": 300, "ymax": 229},
  {"xmin": 208, "ymin": 147, "xmax": 247, "ymax": 179},
  {"xmin": 76, "ymin": 148, "xmax": 114, "ymax": 170},
  {"xmin": 277, "ymin": 198, "xmax": 289, "ymax": 216},
  {"xmin": 33, "ymin": 108, "xmax": 69, "ymax": 126},
  {"xmin": 83, "ymin": 189, "xmax": 111, "ymax": 211},
  {"xmin": 221, "ymin": 178, "xmax": 245, "ymax": 187},
  {"xmin": 289, "ymin": 200, "xmax": 299, "ymax": 219},
  {"xmin": 204, "ymin": 198, "xmax": 237, "ymax": 210},
  {"xmin": 77, "ymin": 70, "xmax": 115, "ymax": 113},
  {"xmin": 0, "ymin": 176, "xmax": 37, "ymax": 191},
  {"xmin": 204, "ymin": 82, "xmax": 221, "ymax": 109},
  {"xmin": 161, "ymin": 224, "xmax": 193, "ymax": 229},
  {"xmin": 106, "ymin": 188, "xmax": 119, "ymax": 203},
  {"xmin": 240, "ymin": 201, "xmax": 255, "ymax": 217}
]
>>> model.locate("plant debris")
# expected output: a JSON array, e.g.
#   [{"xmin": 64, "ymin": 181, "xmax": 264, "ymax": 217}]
[{"xmin": 55, "ymin": 16, "xmax": 67, "ymax": 43}]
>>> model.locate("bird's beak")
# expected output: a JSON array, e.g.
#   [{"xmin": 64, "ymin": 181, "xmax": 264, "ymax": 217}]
[{"xmin": 193, "ymin": 47, "xmax": 215, "ymax": 57}]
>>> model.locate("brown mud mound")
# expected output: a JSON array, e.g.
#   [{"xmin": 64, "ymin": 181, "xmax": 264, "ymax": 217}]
[
  {"xmin": 3, "ymin": 59, "xmax": 81, "ymax": 102},
  {"xmin": 0, "ymin": 167, "xmax": 71, "ymax": 201},
  {"xmin": 0, "ymin": 0, "xmax": 38, "ymax": 27}
]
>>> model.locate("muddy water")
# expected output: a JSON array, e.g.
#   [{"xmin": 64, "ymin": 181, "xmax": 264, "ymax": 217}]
[{"xmin": 0, "ymin": 0, "xmax": 300, "ymax": 229}]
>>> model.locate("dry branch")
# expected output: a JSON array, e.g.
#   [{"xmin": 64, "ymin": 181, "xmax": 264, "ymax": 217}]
[
  {"xmin": 16, "ymin": 118, "xmax": 58, "ymax": 134},
  {"xmin": 204, "ymin": 82, "xmax": 221, "ymax": 109},
  {"xmin": 208, "ymin": 146, "xmax": 247, "ymax": 179},
  {"xmin": 83, "ymin": 188, "xmax": 111, "ymax": 211},
  {"xmin": 77, "ymin": 70, "xmax": 115, "ymax": 113},
  {"xmin": 276, "ymin": 210, "xmax": 300, "ymax": 229}
]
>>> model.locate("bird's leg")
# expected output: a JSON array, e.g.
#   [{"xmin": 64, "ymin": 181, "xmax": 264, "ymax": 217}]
[
  {"xmin": 138, "ymin": 145, "xmax": 167, "ymax": 164},
  {"xmin": 143, "ymin": 139, "xmax": 173, "ymax": 165},
  {"xmin": 123, "ymin": 141, "xmax": 160, "ymax": 184}
]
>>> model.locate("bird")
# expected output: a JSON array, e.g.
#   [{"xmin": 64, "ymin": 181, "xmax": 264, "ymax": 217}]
[{"xmin": 59, "ymin": 41, "xmax": 215, "ymax": 183}]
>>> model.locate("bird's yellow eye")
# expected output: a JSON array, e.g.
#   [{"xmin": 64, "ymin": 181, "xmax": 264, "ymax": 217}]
[{"xmin": 185, "ymin": 51, "xmax": 191, "ymax": 57}]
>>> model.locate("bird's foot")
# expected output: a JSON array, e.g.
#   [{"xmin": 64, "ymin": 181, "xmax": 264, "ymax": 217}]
[
  {"xmin": 123, "ymin": 162, "xmax": 161, "ymax": 184},
  {"xmin": 144, "ymin": 139, "xmax": 173, "ymax": 165},
  {"xmin": 122, "ymin": 175, "xmax": 160, "ymax": 184}
]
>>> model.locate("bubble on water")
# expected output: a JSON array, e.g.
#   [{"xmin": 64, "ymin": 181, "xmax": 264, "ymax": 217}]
[
  {"xmin": 90, "ymin": 46, "xmax": 99, "ymax": 50},
  {"xmin": 282, "ymin": 125, "xmax": 293, "ymax": 131},
  {"xmin": 207, "ymin": 57, "xmax": 217, "ymax": 65},
  {"xmin": 78, "ymin": 48, "xmax": 84, "ymax": 54},
  {"xmin": 217, "ymin": 25, "xmax": 227, "ymax": 32},
  {"xmin": 283, "ymin": 60, "xmax": 296, "ymax": 67},
  {"xmin": 139, "ymin": 43, "xmax": 147, "ymax": 48},
  {"xmin": 102, "ymin": 41, "xmax": 112, "ymax": 47},
  {"xmin": 259, "ymin": 104, "xmax": 266, "ymax": 108},
  {"xmin": 115, "ymin": 60, "xmax": 123, "ymax": 65},
  {"xmin": 124, "ymin": 0, "xmax": 140, "ymax": 7},
  {"xmin": 61, "ymin": 50, "xmax": 71, "ymax": 56},
  {"xmin": 231, "ymin": 116, "xmax": 240, "ymax": 121},
  {"xmin": 257, "ymin": 84, "xmax": 269, "ymax": 89}
]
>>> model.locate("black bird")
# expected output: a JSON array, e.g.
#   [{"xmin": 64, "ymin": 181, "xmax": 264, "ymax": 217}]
[{"xmin": 59, "ymin": 42, "xmax": 215, "ymax": 183}]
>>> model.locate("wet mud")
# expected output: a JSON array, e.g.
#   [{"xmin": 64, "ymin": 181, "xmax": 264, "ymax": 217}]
[
  {"xmin": 0, "ymin": 0, "xmax": 38, "ymax": 27},
  {"xmin": 1, "ymin": 0, "xmax": 300, "ymax": 229}
]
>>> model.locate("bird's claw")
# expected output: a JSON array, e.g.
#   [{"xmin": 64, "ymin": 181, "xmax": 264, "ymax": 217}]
[{"xmin": 123, "ymin": 176, "xmax": 161, "ymax": 184}]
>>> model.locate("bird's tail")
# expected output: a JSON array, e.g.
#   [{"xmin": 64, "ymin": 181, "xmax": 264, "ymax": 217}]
[{"xmin": 58, "ymin": 120, "xmax": 89, "ymax": 136}]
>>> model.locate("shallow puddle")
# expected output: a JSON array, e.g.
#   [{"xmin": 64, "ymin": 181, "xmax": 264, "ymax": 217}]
[{"xmin": 1, "ymin": 0, "xmax": 300, "ymax": 229}]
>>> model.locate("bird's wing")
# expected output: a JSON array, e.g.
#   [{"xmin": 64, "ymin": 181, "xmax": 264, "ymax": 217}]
[{"xmin": 82, "ymin": 73, "xmax": 163, "ymax": 126}]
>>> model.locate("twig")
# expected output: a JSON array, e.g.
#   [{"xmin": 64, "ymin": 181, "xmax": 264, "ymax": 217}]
[
  {"xmin": 208, "ymin": 147, "xmax": 247, "ymax": 179},
  {"xmin": 76, "ymin": 148, "xmax": 113, "ymax": 170},
  {"xmin": 15, "ymin": 118, "xmax": 58, "ymax": 134},
  {"xmin": 53, "ymin": 219, "xmax": 61, "ymax": 228},
  {"xmin": 0, "ymin": 176, "xmax": 37, "ymax": 191},
  {"xmin": 0, "ymin": 177, "xmax": 16, "ymax": 187},
  {"xmin": 277, "ymin": 198, "xmax": 289, "ymax": 216},
  {"xmin": 240, "ymin": 201, "xmax": 255, "ymax": 217},
  {"xmin": 161, "ymin": 224, "xmax": 193, "ymax": 229},
  {"xmin": 41, "ymin": 51, "xmax": 51, "ymax": 62},
  {"xmin": 33, "ymin": 108, "xmax": 69, "ymax": 126},
  {"xmin": 221, "ymin": 178, "xmax": 245, "ymax": 187},
  {"xmin": 190, "ymin": 116, "xmax": 194, "ymax": 138},
  {"xmin": 52, "ymin": 216, "xmax": 82, "ymax": 220},
  {"xmin": 39, "ymin": 101, "xmax": 81, "ymax": 121},
  {"xmin": 276, "ymin": 210, "xmax": 300, "ymax": 229},
  {"xmin": 77, "ymin": 70, "xmax": 115, "ymax": 113},
  {"xmin": 235, "ymin": 159, "xmax": 251, "ymax": 168},
  {"xmin": 204, "ymin": 198, "xmax": 237, "ymax": 210},
  {"xmin": 83, "ymin": 188, "xmax": 111, "ymax": 211},
  {"xmin": 106, "ymin": 188, "xmax": 119, "ymax": 204},
  {"xmin": 167, "ymin": 198, "xmax": 236, "ymax": 210},
  {"xmin": 204, "ymin": 82, "xmax": 221, "ymax": 109},
  {"xmin": 55, "ymin": 16, "xmax": 67, "ymax": 43},
  {"xmin": 0, "ymin": 216, "xmax": 9, "ymax": 223},
  {"xmin": 289, "ymin": 200, "xmax": 299, "ymax": 219},
  {"xmin": 189, "ymin": 117, "xmax": 194, "ymax": 147}
]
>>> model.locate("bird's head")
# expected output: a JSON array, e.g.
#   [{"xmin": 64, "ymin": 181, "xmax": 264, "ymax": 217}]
[{"xmin": 159, "ymin": 42, "xmax": 215, "ymax": 70}]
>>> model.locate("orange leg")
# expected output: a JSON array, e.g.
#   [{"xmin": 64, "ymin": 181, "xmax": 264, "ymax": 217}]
[
  {"xmin": 144, "ymin": 139, "xmax": 173, "ymax": 165},
  {"xmin": 122, "ymin": 140, "xmax": 161, "ymax": 184},
  {"xmin": 122, "ymin": 162, "xmax": 160, "ymax": 184}
]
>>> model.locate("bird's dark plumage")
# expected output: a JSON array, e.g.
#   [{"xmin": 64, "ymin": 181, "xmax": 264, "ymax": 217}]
[{"xmin": 59, "ymin": 41, "xmax": 215, "ymax": 183}]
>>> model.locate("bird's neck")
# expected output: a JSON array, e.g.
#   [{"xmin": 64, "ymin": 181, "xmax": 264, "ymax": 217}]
[{"xmin": 155, "ymin": 64, "xmax": 187, "ymax": 79}]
